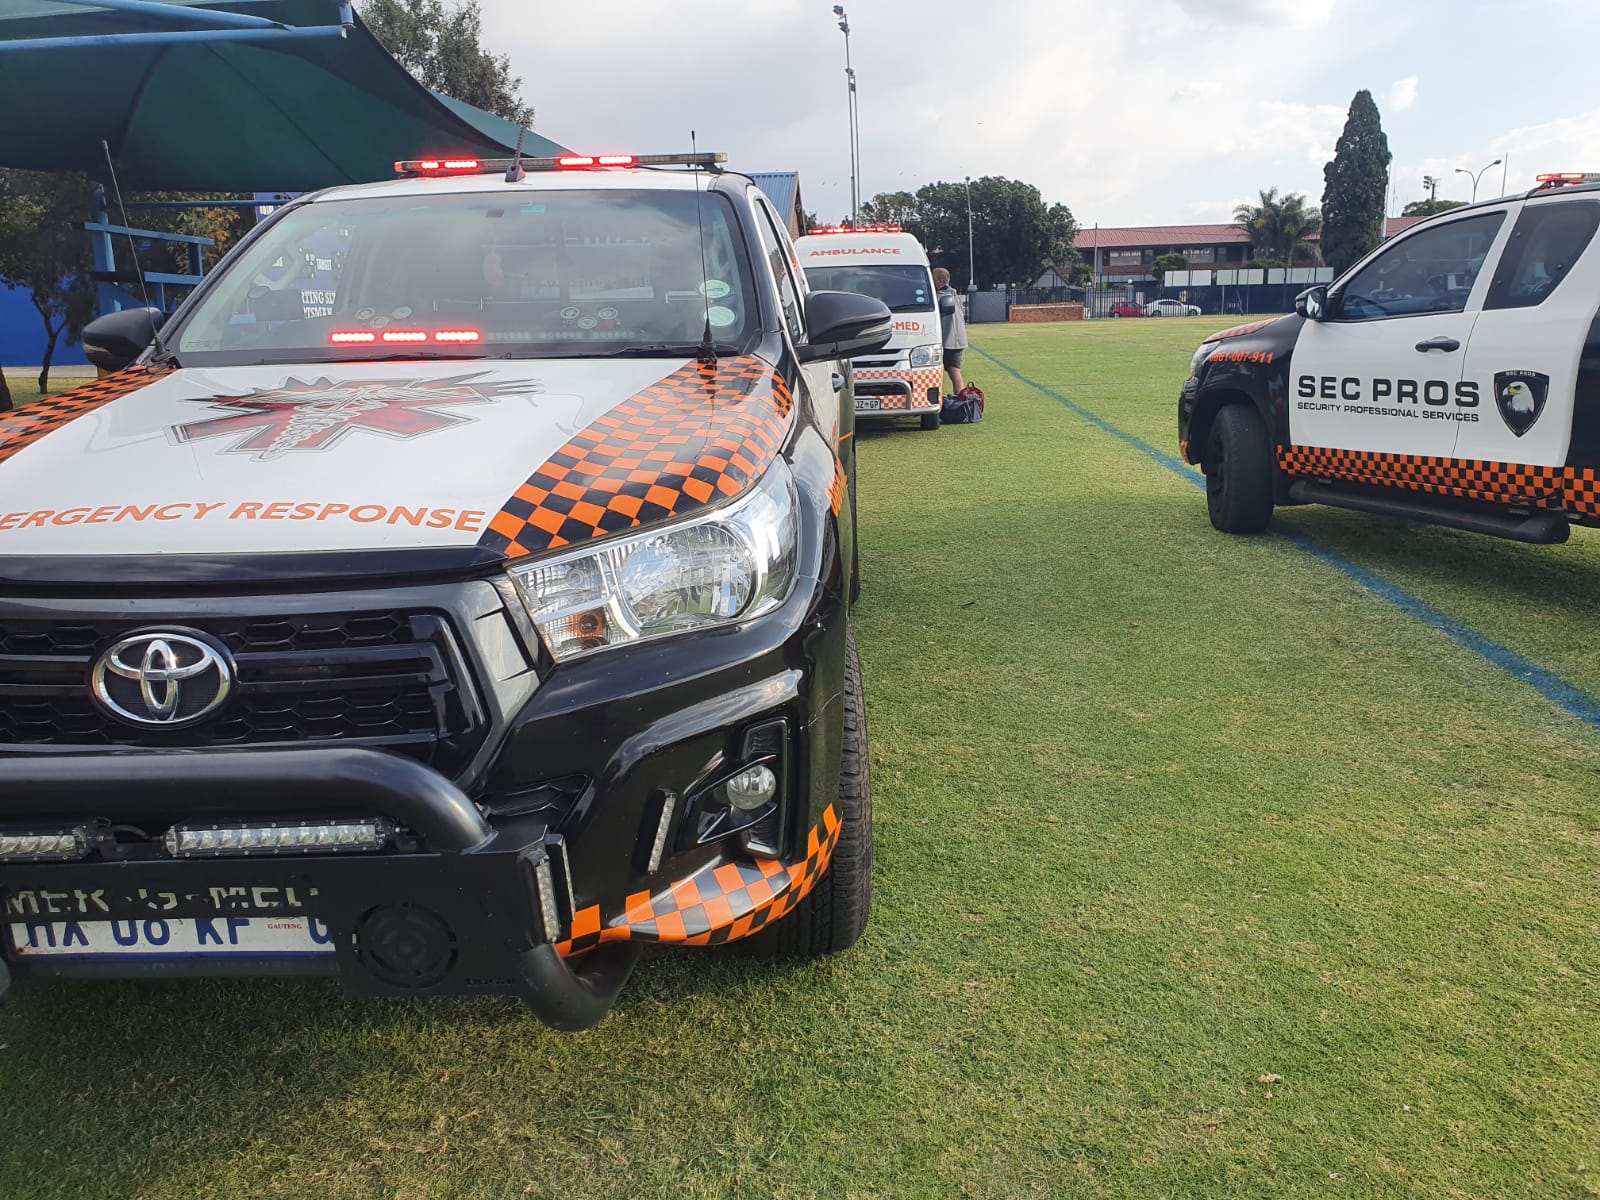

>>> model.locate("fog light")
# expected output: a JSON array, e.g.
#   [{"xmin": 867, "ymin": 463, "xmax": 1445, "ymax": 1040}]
[
  {"xmin": 0, "ymin": 829, "xmax": 88, "ymax": 862},
  {"xmin": 725, "ymin": 765, "xmax": 778, "ymax": 811},
  {"xmin": 164, "ymin": 819, "xmax": 392, "ymax": 857}
]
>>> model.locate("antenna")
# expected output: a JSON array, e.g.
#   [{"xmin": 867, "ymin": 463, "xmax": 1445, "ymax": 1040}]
[
  {"xmin": 504, "ymin": 126, "xmax": 527, "ymax": 183},
  {"xmin": 690, "ymin": 129, "xmax": 717, "ymax": 367},
  {"xmin": 101, "ymin": 139, "xmax": 173, "ymax": 363}
]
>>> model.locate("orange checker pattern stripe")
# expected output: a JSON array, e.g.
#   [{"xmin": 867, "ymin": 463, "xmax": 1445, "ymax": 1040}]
[
  {"xmin": 1208, "ymin": 318, "xmax": 1277, "ymax": 342},
  {"xmin": 827, "ymin": 449, "xmax": 848, "ymax": 517},
  {"xmin": 0, "ymin": 368, "xmax": 167, "ymax": 468},
  {"xmin": 853, "ymin": 365, "xmax": 943, "ymax": 412},
  {"xmin": 555, "ymin": 804, "xmax": 842, "ymax": 955},
  {"xmin": 480, "ymin": 357, "xmax": 794, "ymax": 559},
  {"xmin": 1277, "ymin": 445, "xmax": 1600, "ymax": 518}
]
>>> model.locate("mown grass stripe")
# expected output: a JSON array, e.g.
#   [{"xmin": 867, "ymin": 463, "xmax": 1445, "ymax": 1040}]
[{"xmin": 975, "ymin": 344, "xmax": 1600, "ymax": 733}]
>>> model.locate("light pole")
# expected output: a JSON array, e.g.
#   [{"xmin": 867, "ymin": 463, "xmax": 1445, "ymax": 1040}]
[
  {"xmin": 964, "ymin": 176, "xmax": 975, "ymax": 287},
  {"xmin": 1455, "ymin": 159, "xmax": 1502, "ymax": 203},
  {"xmin": 833, "ymin": 6, "xmax": 859, "ymax": 225}
]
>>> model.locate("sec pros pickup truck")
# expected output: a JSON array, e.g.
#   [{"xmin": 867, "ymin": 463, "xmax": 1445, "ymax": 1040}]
[
  {"xmin": 1180, "ymin": 172, "xmax": 1600, "ymax": 544},
  {"xmin": 0, "ymin": 151, "xmax": 892, "ymax": 1030}
]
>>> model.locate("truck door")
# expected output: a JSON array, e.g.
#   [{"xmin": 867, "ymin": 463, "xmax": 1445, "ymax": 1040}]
[
  {"xmin": 1454, "ymin": 195, "xmax": 1600, "ymax": 471},
  {"xmin": 1288, "ymin": 209, "xmax": 1511, "ymax": 457}
]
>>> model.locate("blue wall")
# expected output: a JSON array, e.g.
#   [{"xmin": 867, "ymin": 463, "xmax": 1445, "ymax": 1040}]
[{"xmin": 1, "ymin": 285, "xmax": 89, "ymax": 369}]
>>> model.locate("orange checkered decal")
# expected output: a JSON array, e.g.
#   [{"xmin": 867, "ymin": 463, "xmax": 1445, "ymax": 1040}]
[
  {"xmin": 1278, "ymin": 445, "xmax": 1600, "ymax": 519},
  {"xmin": 854, "ymin": 365, "xmax": 942, "ymax": 411},
  {"xmin": 0, "ymin": 368, "xmax": 166, "ymax": 468},
  {"xmin": 827, "ymin": 450, "xmax": 848, "ymax": 516},
  {"xmin": 480, "ymin": 357, "xmax": 795, "ymax": 559},
  {"xmin": 556, "ymin": 804, "xmax": 842, "ymax": 955}
]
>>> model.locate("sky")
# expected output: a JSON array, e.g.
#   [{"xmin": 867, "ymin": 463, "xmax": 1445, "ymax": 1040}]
[{"xmin": 481, "ymin": 0, "xmax": 1600, "ymax": 232}]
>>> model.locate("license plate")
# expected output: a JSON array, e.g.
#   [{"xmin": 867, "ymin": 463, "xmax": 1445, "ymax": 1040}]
[
  {"xmin": 6, "ymin": 916, "xmax": 335, "ymax": 959},
  {"xmin": 855, "ymin": 397, "xmax": 881, "ymax": 412}
]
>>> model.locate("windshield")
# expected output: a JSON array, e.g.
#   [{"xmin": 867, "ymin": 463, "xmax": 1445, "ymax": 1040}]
[
  {"xmin": 802, "ymin": 264, "xmax": 935, "ymax": 313},
  {"xmin": 172, "ymin": 188, "xmax": 758, "ymax": 364}
]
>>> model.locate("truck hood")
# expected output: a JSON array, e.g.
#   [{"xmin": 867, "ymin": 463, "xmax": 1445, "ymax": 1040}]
[{"xmin": 0, "ymin": 356, "xmax": 794, "ymax": 561}]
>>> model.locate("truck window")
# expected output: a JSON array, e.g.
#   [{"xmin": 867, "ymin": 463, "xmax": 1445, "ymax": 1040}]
[
  {"xmin": 1484, "ymin": 200, "xmax": 1600, "ymax": 310},
  {"xmin": 1336, "ymin": 211, "xmax": 1505, "ymax": 321},
  {"xmin": 752, "ymin": 199, "xmax": 806, "ymax": 342}
]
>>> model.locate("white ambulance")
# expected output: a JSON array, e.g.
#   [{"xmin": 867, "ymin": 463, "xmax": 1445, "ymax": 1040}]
[{"xmin": 796, "ymin": 225, "xmax": 944, "ymax": 430}]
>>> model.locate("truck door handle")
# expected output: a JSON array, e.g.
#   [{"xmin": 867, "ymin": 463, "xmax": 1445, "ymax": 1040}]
[
  {"xmin": 832, "ymin": 373, "xmax": 845, "ymax": 392},
  {"xmin": 1414, "ymin": 337, "xmax": 1460, "ymax": 352}
]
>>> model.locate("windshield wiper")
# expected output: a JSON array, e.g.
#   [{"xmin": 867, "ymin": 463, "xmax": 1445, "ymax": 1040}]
[{"xmin": 591, "ymin": 343, "xmax": 720, "ymax": 358}]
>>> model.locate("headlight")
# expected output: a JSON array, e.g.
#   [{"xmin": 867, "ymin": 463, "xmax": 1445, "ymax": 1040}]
[
  {"xmin": 508, "ymin": 465, "xmax": 799, "ymax": 662},
  {"xmin": 909, "ymin": 344, "xmax": 942, "ymax": 368},
  {"xmin": 1190, "ymin": 342, "xmax": 1217, "ymax": 375}
]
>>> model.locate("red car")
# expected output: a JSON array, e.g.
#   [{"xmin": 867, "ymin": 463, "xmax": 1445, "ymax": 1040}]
[{"xmin": 1108, "ymin": 302, "xmax": 1143, "ymax": 318}]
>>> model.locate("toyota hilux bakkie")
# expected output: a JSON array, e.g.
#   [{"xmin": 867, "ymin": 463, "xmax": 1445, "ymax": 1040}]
[
  {"xmin": 1180, "ymin": 172, "xmax": 1600, "ymax": 544},
  {"xmin": 0, "ymin": 152, "xmax": 889, "ymax": 1030}
]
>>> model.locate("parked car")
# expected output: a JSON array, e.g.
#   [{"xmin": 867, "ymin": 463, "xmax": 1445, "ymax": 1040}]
[
  {"xmin": 1145, "ymin": 299, "xmax": 1202, "ymax": 317},
  {"xmin": 1179, "ymin": 171, "xmax": 1600, "ymax": 544},
  {"xmin": 0, "ymin": 150, "xmax": 889, "ymax": 1030},
  {"xmin": 1108, "ymin": 301, "xmax": 1144, "ymax": 318}
]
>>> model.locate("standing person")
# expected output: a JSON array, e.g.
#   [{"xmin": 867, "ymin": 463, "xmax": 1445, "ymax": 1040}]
[{"xmin": 933, "ymin": 267, "xmax": 968, "ymax": 394}]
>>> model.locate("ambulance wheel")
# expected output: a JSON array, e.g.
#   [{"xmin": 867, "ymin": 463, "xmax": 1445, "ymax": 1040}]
[
  {"xmin": 745, "ymin": 627, "xmax": 872, "ymax": 959},
  {"xmin": 1204, "ymin": 404, "xmax": 1273, "ymax": 535},
  {"xmin": 920, "ymin": 410, "xmax": 941, "ymax": 431}
]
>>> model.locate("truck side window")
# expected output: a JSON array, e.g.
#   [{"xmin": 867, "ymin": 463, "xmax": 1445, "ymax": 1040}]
[
  {"xmin": 1336, "ymin": 212, "xmax": 1505, "ymax": 321},
  {"xmin": 1484, "ymin": 200, "xmax": 1600, "ymax": 310},
  {"xmin": 753, "ymin": 199, "xmax": 806, "ymax": 342}
]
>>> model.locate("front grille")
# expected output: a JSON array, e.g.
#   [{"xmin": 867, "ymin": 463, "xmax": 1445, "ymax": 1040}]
[{"xmin": 0, "ymin": 610, "xmax": 485, "ymax": 769}]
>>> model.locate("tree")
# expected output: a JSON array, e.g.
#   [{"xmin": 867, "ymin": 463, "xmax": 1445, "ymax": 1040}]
[
  {"xmin": 1151, "ymin": 253, "xmax": 1188, "ymax": 285},
  {"xmin": 1401, "ymin": 197, "xmax": 1467, "ymax": 217},
  {"xmin": 360, "ymin": 0, "xmax": 534, "ymax": 126},
  {"xmin": 1320, "ymin": 89, "xmax": 1392, "ymax": 275},
  {"xmin": 1233, "ymin": 187, "xmax": 1322, "ymax": 266},
  {"xmin": 0, "ymin": 169, "xmax": 96, "ymax": 397},
  {"xmin": 865, "ymin": 178, "xmax": 1076, "ymax": 289}
]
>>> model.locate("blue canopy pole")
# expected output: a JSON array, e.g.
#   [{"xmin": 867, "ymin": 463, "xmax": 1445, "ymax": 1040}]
[
  {"xmin": 0, "ymin": 26, "xmax": 347, "ymax": 52},
  {"xmin": 47, "ymin": 0, "xmax": 297, "ymax": 32}
]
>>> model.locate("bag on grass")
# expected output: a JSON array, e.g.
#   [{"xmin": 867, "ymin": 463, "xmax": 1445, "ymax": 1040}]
[{"xmin": 940, "ymin": 384, "xmax": 985, "ymax": 425}]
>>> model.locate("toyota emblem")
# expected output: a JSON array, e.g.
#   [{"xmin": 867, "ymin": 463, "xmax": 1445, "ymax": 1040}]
[{"xmin": 91, "ymin": 630, "xmax": 234, "ymax": 728}]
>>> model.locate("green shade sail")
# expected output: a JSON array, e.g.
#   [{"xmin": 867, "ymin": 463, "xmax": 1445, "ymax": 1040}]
[{"xmin": 0, "ymin": 0, "xmax": 565, "ymax": 191}]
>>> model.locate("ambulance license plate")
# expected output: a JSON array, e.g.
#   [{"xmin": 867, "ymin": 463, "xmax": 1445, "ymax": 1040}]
[{"xmin": 856, "ymin": 396, "xmax": 881, "ymax": 412}]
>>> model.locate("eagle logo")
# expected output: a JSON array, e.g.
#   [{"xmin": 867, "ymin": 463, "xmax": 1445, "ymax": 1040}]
[{"xmin": 1493, "ymin": 370, "xmax": 1550, "ymax": 437}]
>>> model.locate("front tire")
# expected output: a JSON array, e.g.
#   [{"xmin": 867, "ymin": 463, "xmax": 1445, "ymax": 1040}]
[
  {"xmin": 1204, "ymin": 404, "xmax": 1274, "ymax": 534},
  {"xmin": 747, "ymin": 627, "xmax": 872, "ymax": 959}
]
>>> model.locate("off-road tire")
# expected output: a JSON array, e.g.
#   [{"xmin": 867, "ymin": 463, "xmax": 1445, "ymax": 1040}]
[
  {"xmin": 1205, "ymin": 403, "xmax": 1274, "ymax": 534},
  {"xmin": 746, "ymin": 627, "xmax": 872, "ymax": 958}
]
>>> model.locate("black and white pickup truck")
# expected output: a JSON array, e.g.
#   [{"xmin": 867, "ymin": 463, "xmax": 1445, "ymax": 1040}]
[
  {"xmin": 1180, "ymin": 173, "xmax": 1600, "ymax": 544},
  {"xmin": 0, "ymin": 152, "xmax": 887, "ymax": 1029}
]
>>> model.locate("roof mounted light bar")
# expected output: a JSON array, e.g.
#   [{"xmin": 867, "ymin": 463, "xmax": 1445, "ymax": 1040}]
[
  {"xmin": 808, "ymin": 224, "xmax": 903, "ymax": 235},
  {"xmin": 394, "ymin": 152, "xmax": 727, "ymax": 177},
  {"xmin": 1534, "ymin": 171, "xmax": 1600, "ymax": 190}
]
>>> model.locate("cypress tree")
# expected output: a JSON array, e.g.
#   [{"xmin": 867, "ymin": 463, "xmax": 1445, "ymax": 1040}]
[{"xmin": 1320, "ymin": 90, "xmax": 1392, "ymax": 275}]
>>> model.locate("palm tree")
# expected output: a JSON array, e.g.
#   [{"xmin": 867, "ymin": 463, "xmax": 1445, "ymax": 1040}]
[{"xmin": 1234, "ymin": 188, "xmax": 1322, "ymax": 266}]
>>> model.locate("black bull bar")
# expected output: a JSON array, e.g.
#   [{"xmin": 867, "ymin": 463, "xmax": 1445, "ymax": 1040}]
[{"xmin": 0, "ymin": 747, "xmax": 637, "ymax": 1031}]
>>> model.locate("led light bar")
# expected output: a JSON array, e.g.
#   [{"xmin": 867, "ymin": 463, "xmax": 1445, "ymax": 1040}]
[
  {"xmin": 433, "ymin": 329, "xmax": 482, "ymax": 343},
  {"xmin": 164, "ymin": 819, "xmax": 393, "ymax": 858},
  {"xmin": 808, "ymin": 224, "xmax": 903, "ymax": 235},
  {"xmin": 328, "ymin": 328, "xmax": 485, "ymax": 346},
  {"xmin": 381, "ymin": 329, "xmax": 428, "ymax": 344},
  {"xmin": 329, "ymin": 330, "xmax": 376, "ymax": 344},
  {"xmin": 1535, "ymin": 171, "xmax": 1600, "ymax": 188},
  {"xmin": 0, "ymin": 828, "xmax": 89, "ymax": 862},
  {"xmin": 393, "ymin": 152, "xmax": 725, "ymax": 177}
]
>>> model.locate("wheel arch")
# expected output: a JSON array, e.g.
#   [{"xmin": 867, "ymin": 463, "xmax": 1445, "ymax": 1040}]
[{"xmin": 1186, "ymin": 385, "xmax": 1260, "ymax": 466}]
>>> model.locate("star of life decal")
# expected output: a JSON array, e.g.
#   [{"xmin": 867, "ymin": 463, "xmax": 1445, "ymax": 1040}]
[{"xmin": 168, "ymin": 373, "xmax": 541, "ymax": 462}]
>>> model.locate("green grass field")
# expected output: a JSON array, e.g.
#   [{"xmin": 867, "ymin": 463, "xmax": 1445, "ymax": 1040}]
[{"xmin": 3, "ymin": 320, "xmax": 1599, "ymax": 1199}]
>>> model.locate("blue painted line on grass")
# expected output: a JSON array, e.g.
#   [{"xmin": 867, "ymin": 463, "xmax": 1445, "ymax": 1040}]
[{"xmin": 975, "ymin": 345, "xmax": 1600, "ymax": 732}]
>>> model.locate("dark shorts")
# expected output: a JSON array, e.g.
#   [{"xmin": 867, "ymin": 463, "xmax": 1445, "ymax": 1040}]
[{"xmin": 944, "ymin": 349, "xmax": 964, "ymax": 370}]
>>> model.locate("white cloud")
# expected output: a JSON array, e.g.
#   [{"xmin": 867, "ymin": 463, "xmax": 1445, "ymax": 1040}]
[
  {"xmin": 1390, "ymin": 76, "xmax": 1419, "ymax": 112},
  {"xmin": 1399, "ymin": 107, "xmax": 1600, "ymax": 205}
]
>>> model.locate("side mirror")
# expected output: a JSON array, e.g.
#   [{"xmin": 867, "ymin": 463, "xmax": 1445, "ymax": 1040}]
[
  {"xmin": 82, "ymin": 307, "xmax": 163, "ymax": 373},
  {"xmin": 1295, "ymin": 285, "xmax": 1330, "ymax": 321},
  {"xmin": 797, "ymin": 290, "xmax": 893, "ymax": 364}
]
